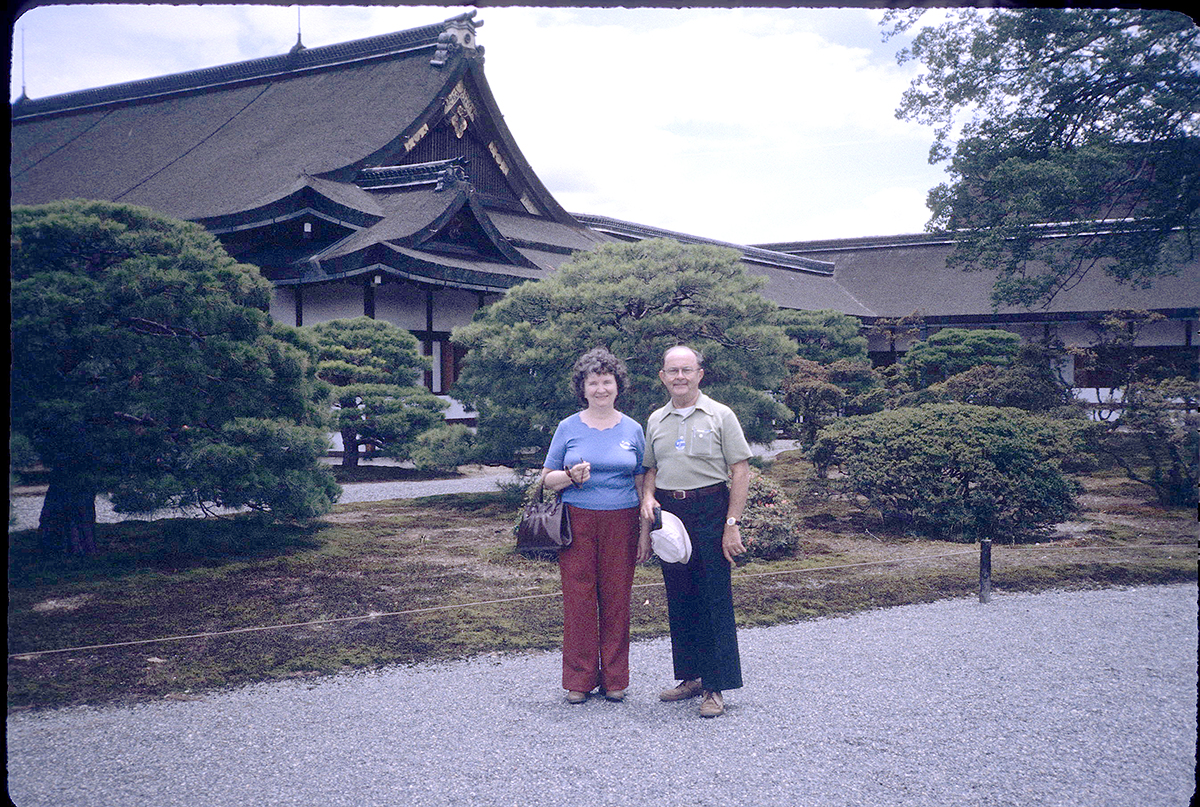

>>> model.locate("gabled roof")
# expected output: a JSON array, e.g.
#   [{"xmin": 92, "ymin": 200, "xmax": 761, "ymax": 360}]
[
  {"xmin": 12, "ymin": 31, "xmax": 456, "ymax": 219},
  {"xmin": 10, "ymin": 12, "xmax": 608, "ymax": 294}
]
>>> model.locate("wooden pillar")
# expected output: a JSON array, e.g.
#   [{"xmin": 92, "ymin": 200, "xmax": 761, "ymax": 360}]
[
  {"xmin": 424, "ymin": 285, "xmax": 435, "ymax": 390},
  {"xmin": 364, "ymin": 276, "xmax": 376, "ymax": 319}
]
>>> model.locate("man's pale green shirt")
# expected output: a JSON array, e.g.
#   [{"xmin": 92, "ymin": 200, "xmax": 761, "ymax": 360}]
[{"xmin": 644, "ymin": 392, "xmax": 752, "ymax": 491}]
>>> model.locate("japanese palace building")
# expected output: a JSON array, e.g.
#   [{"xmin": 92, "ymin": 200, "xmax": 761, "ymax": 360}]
[{"xmin": 11, "ymin": 13, "xmax": 1198, "ymax": 403}]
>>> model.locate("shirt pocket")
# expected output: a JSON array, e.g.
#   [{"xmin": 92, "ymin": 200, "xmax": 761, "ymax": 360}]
[{"xmin": 689, "ymin": 425, "xmax": 716, "ymax": 457}]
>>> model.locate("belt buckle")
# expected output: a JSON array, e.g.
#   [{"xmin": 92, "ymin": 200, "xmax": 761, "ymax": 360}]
[{"xmin": 670, "ymin": 490, "xmax": 687, "ymax": 500}]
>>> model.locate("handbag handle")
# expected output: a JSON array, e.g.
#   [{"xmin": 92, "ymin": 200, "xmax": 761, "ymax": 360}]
[{"xmin": 533, "ymin": 464, "xmax": 577, "ymax": 503}]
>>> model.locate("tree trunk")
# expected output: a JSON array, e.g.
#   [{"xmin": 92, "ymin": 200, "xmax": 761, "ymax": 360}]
[
  {"xmin": 341, "ymin": 428, "xmax": 360, "ymax": 468},
  {"xmin": 39, "ymin": 470, "xmax": 98, "ymax": 555}
]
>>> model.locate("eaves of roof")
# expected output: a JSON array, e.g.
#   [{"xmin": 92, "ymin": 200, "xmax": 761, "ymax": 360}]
[
  {"xmin": 488, "ymin": 210, "xmax": 614, "ymax": 254},
  {"xmin": 756, "ymin": 231, "xmax": 956, "ymax": 254},
  {"xmin": 570, "ymin": 212, "xmax": 873, "ymax": 316},
  {"xmin": 303, "ymin": 184, "xmax": 538, "ymax": 269},
  {"xmin": 776, "ymin": 232, "xmax": 1200, "ymax": 319},
  {"xmin": 285, "ymin": 241, "xmax": 543, "ymax": 293},
  {"xmin": 196, "ymin": 175, "xmax": 386, "ymax": 233}
]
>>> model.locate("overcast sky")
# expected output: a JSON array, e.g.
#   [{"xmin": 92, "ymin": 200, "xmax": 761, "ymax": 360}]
[{"xmin": 10, "ymin": 4, "xmax": 954, "ymax": 245}]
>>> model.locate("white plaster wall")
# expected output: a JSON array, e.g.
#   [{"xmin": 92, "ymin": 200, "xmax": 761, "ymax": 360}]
[
  {"xmin": 375, "ymin": 282, "xmax": 427, "ymax": 330},
  {"xmin": 304, "ymin": 281, "xmax": 364, "ymax": 325},
  {"xmin": 270, "ymin": 286, "xmax": 298, "ymax": 326},
  {"xmin": 434, "ymin": 287, "xmax": 483, "ymax": 330},
  {"xmin": 1135, "ymin": 317, "xmax": 1194, "ymax": 347}
]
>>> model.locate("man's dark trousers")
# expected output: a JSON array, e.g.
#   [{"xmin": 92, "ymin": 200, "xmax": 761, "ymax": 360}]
[{"xmin": 659, "ymin": 488, "xmax": 743, "ymax": 692}]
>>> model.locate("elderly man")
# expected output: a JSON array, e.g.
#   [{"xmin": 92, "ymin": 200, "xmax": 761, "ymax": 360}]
[{"xmin": 638, "ymin": 345, "xmax": 750, "ymax": 718}]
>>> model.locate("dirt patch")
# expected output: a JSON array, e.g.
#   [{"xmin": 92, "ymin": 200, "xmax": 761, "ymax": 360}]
[
  {"xmin": 1050, "ymin": 475, "xmax": 1195, "ymax": 545},
  {"xmin": 31, "ymin": 594, "xmax": 93, "ymax": 613}
]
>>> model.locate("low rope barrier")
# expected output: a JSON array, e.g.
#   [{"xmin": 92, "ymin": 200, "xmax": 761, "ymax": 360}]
[
  {"xmin": 10, "ymin": 543, "xmax": 1192, "ymax": 661},
  {"xmin": 9, "ymin": 550, "xmax": 982, "ymax": 660}
]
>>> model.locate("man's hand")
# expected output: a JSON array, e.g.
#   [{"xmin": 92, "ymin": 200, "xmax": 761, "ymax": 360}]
[
  {"xmin": 722, "ymin": 523, "xmax": 748, "ymax": 564},
  {"xmin": 640, "ymin": 495, "xmax": 659, "ymax": 524}
]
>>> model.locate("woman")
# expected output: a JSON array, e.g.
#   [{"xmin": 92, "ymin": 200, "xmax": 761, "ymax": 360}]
[{"xmin": 542, "ymin": 347, "xmax": 646, "ymax": 704}]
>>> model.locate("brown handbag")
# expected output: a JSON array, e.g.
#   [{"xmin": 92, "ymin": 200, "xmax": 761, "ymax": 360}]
[{"xmin": 515, "ymin": 480, "xmax": 572, "ymax": 554}]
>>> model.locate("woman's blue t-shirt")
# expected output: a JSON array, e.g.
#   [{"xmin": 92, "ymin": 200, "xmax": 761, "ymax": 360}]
[{"xmin": 543, "ymin": 413, "xmax": 645, "ymax": 510}]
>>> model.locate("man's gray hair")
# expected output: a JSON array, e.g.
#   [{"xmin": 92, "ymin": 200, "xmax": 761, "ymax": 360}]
[{"xmin": 663, "ymin": 345, "xmax": 704, "ymax": 368}]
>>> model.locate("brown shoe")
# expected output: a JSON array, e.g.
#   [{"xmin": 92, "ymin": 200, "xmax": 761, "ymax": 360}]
[
  {"xmin": 566, "ymin": 690, "xmax": 589, "ymax": 704},
  {"xmin": 659, "ymin": 679, "xmax": 704, "ymax": 702},
  {"xmin": 603, "ymin": 689, "xmax": 626, "ymax": 702},
  {"xmin": 699, "ymin": 690, "xmax": 725, "ymax": 718}
]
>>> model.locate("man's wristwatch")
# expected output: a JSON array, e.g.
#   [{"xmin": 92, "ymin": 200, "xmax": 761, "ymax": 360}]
[{"xmin": 725, "ymin": 517, "xmax": 739, "ymax": 527}]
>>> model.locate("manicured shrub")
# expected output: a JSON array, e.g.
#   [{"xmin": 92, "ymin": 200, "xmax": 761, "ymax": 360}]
[
  {"xmin": 741, "ymin": 473, "xmax": 801, "ymax": 559},
  {"xmin": 781, "ymin": 358, "xmax": 885, "ymax": 445},
  {"xmin": 410, "ymin": 425, "xmax": 475, "ymax": 473},
  {"xmin": 812, "ymin": 403, "xmax": 1083, "ymax": 542},
  {"xmin": 900, "ymin": 328, "xmax": 1021, "ymax": 388},
  {"xmin": 939, "ymin": 344, "xmax": 1083, "ymax": 414}
]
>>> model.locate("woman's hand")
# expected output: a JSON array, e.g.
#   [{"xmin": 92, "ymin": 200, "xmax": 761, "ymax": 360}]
[
  {"xmin": 636, "ymin": 531, "xmax": 653, "ymax": 563},
  {"xmin": 636, "ymin": 516, "xmax": 653, "ymax": 563},
  {"xmin": 565, "ymin": 461, "xmax": 590, "ymax": 486}
]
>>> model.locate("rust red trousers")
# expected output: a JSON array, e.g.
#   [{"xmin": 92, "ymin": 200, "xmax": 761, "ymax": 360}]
[{"xmin": 558, "ymin": 505, "xmax": 640, "ymax": 693}]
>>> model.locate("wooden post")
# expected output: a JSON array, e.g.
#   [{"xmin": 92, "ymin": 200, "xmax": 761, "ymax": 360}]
[{"xmin": 979, "ymin": 537, "xmax": 992, "ymax": 604}]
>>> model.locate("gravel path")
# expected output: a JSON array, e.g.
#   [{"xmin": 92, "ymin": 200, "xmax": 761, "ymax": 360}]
[
  {"xmin": 7, "ymin": 584, "xmax": 1196, "ymax": 807},
  {"xmin": 8, "ymin": 443, "xmax": 799, "ymax": 532},
  {"xmin": 6, "ymin": 469, "xmax": 515, "ymax": 533}
]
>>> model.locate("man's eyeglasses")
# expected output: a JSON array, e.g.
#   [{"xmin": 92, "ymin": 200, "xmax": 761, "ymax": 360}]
[{"xmin": 663, "ymin": 367, "xmax": 698, "ymax": 378}]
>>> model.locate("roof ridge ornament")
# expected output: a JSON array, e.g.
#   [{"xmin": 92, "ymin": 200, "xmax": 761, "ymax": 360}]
[
  {"xmin": 431, "ymin": 11, "xmax": 483, "ymax": 67},
  {"xmin": 290, "ymin": 7, "xmax": 306, "ymax": 55},
  {"xmin": 355, "ymin": 158, "xmax": 471, "ymax": 191}
]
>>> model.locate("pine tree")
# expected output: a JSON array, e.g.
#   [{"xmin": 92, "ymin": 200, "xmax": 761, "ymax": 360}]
[{"xmin": 11, "ymin": 201, "xmax": 339, "ymax": 553}]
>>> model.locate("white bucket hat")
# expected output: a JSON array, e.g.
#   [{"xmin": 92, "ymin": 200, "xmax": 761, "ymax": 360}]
[{"xmin": 651, "ymin": 510, "xmax": 692, "ymax": 564}]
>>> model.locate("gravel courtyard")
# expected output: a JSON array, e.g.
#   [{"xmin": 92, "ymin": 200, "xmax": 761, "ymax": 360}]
[{"xmin": 7, "ymin": 583, "xmax": 1196, "ymax": 807}]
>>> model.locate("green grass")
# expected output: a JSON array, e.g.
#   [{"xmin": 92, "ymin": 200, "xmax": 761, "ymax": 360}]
[{"xmin": 7, "ymin": 452, "xmax": 1196, "ymax": 712}]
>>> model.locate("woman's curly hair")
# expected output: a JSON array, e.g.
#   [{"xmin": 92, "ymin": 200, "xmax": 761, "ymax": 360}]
[{"xmin": 571, "ymin": 347, "xmax": 630, "ymax": 405}]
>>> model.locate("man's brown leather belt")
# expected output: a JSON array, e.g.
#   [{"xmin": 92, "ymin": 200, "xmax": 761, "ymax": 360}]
[{"xmin": 657, "ymin": 482, "xmax": 727, "ymax": 501}]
